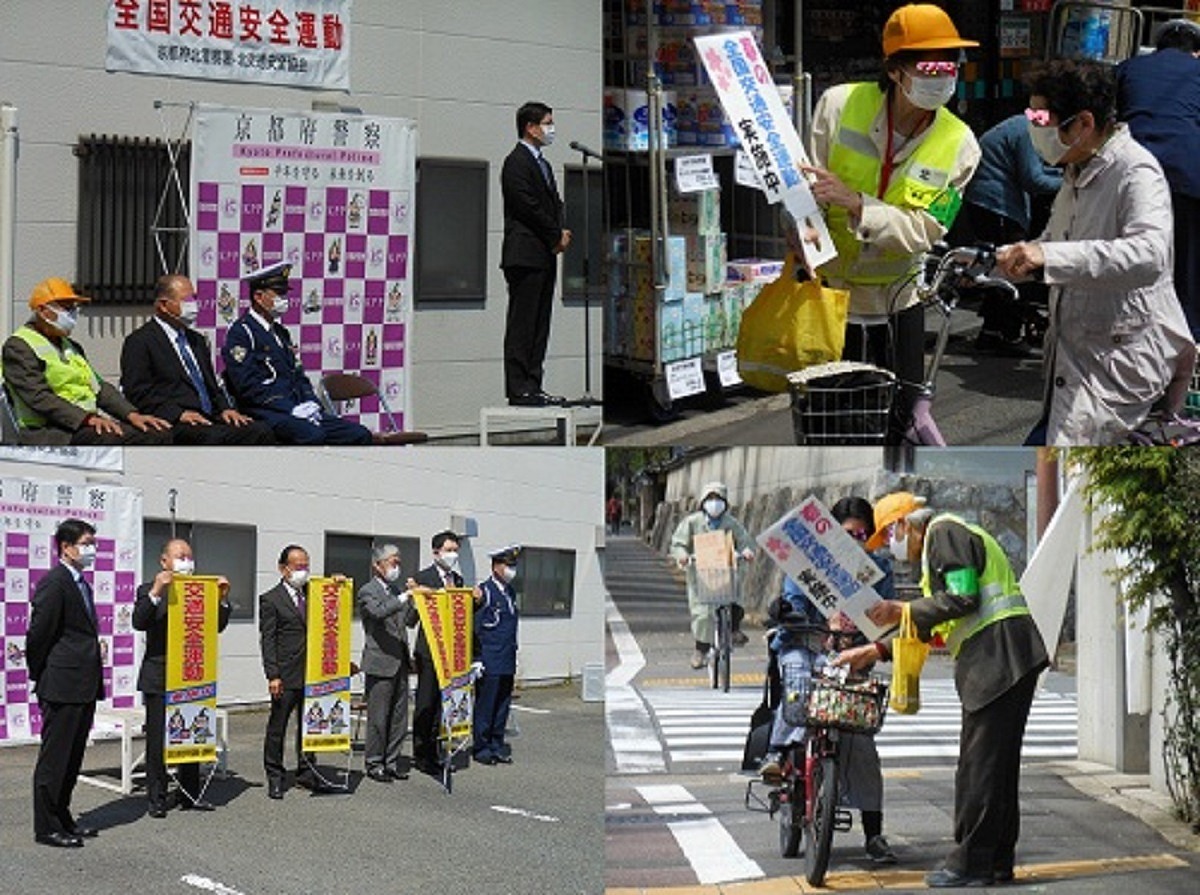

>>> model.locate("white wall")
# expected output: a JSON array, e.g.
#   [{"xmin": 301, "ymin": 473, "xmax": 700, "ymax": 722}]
[
  {"xmin": 0, "ymin": 446, "xmax": 605, "ymax": 703},
  {"xmin": 0, "ymin": 1, "xmax": 602, "ymax": 436}
]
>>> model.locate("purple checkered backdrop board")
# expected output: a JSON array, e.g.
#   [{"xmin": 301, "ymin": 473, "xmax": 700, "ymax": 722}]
[{"xmin": 0, "ymin": 476, "xmax": 142, "ymax": 743}]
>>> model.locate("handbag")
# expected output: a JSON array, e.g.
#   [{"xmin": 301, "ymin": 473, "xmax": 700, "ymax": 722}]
[
  {"xmin": 735, "ymin": 252, "xmax": 849, "ymax": 393},
  {"xmin": 889, "ymin": 602, "xmax": 930, "ymax": 715}
]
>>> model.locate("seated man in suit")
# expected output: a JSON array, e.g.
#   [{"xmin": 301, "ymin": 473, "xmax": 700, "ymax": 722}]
[
  {"xmin": 120, "ymin": 274, "xmax": 274, "ymax": 445},
  {"xmin": 220, "ymin": 262, "xmax": 372, "ymax": 445},
  {"xmin": 2, "ymin": 278, "xmax": 173, "ymax": 445}
]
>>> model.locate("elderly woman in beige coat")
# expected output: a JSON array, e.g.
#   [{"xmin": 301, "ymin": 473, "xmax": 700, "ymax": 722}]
[{"xmin": 997, "ymin": 60, "xmax": 1194, "ymax": 445}]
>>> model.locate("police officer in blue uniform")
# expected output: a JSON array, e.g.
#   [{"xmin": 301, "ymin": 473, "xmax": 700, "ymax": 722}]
[
  {"xmin": 473, "ymin": 545, "xmax": 521, "ymax": 765},
  {"xmin": 220, "ymin": 262, "xmax": 372, "ymax": 445}
]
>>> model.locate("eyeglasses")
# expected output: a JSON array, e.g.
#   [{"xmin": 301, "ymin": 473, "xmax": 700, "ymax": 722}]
[
  {"xmin": 914, "ymin": 60, "xmax": 958, "ymax": 76},
  {"xmin": 844, "ymin": 528, "xmax": 870, "ymax": 542},
  {"xmin": 1025, "ymin": 108, "xmax": 1077, "ymax": 130}
]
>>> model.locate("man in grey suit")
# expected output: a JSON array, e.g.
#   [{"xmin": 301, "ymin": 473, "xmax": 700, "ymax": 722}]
[{"xmin": 356, "ymin": 544, "xmax": 422, "ymax": 782}]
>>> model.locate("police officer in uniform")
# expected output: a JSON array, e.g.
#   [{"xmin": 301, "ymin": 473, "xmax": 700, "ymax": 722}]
[
  {"xmin": 220, "ymin": 261, "xmax": 372, "ymax": 445},
  {"xmin": 473, "ymin": 545, "xmax": 521, "ymax": 765},
  {"xmin": 836, "ymin": 492, "xmax": 1049, "ymax": 888}
]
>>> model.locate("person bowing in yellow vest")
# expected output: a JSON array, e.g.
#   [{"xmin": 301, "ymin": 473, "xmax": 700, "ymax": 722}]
[
  {"xmin": 834, "ymin": 492, "xmax": 1049, "ymax": 888},
  {"xmin": 802, "ymin": 5, "xmax": 982, "ymax": 437},
  {"xmin": 1, "ymin": 278, "xmax": 173, "ymax": 445}
]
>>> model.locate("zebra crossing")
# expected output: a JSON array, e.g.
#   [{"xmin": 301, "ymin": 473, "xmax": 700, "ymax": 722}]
[{"xmin": 643, "ymin": 677, "xmax": 1077, "ymax": 768}]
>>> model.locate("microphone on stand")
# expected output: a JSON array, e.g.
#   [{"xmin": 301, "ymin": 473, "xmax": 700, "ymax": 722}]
[{"xmin": 569, "ymin": 141, "xmax": 604, "ymax": 162}]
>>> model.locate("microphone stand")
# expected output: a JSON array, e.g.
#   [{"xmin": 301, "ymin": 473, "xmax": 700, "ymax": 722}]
[{"xmin": 567, "ymin": 143, "xmax": 601, "ymax": 408}]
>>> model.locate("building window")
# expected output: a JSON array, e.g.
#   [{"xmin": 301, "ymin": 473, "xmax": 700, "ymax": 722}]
[
  {"xmin": 324, "ymin": 533, "xmax": 420, "ymax": 616},
  {"xmin": 142, "ymin": 520, "xmax": 256, "ymax": 622},
  {"xmin": 513, "ymin": 547, "xmax": 576, "ymax": 618},
  {"xmin": 75, "ymin": 135, "xmax": 190, "ymax": 304},
  {"xmin": 562, "ymin": 165, "xmax": 604, "ymax": 300},
  {"xmin": 414, "ymin": 157, "xmax": 488, "ymax": 304}
]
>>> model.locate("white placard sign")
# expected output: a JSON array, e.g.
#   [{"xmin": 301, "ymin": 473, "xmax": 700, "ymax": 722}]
[
  {"xmin": 674, "ymin": 155, "xmax": 720, "ymax": 194},
  {"xmin": 717, "ymin": 350, "xmax": 742, "ymax": 387},
  {"xmin": 735, "ymin": 149, "xmax": 764, "ymax": 190},
  {"xmin": 665, "ymin": 357, "xmax": 706, "ymax": 400},
  {"xmin": 758, "ymin": 495, "xmax": 890, "ymax": 641},
  {"xmin": 694, "ymin": 30, "xmax": 837, "ymax": 270}
]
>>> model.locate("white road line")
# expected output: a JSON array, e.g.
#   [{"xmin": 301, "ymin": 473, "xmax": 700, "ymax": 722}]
[
  {"xmin": 605, "ymin": 597, "xmax": 645, "ymax": 688},
  {"xmin": 491, "ymin": 804, "xmax": 560, "ymax": 822},
  {"xmin": 510, "ymin": 704, "xmax": 551, "ymax": 714},
  {"xmin": 180, "ymin": 875, "xmax": 247, "ymax": 895},
  {"xmin": 606, "ymin": 597, "xmax": 666, "ymax": 774},
  {"xmin": 636, "ymin": 784, "xmax": 763, "ymax": 885}
]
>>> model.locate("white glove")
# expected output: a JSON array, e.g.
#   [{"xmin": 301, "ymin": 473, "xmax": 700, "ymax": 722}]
[
  {"xmin": 291, "ymin": 400, "xmax": 322, "ymax": 423},
  {"xmin": 470, "ymin": 660, "xmax": 485, "ymax": 678},
  {"xmin": 740, "ymin": 548, "xmax": 755, "ymax": 562}
]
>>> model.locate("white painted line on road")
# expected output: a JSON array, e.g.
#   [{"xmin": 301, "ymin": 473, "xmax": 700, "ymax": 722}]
[
  {"xmin": 606, "ymin": 597, "xmax": 645, "ymax": 688},
  {"xmin": 491, "ymin": 804, "xmax": 560, "ymax": 822},
  {"xmin": 606, "ymin": 598, "xmax": 666, "ymax": 774},
  {"xmin": 636, "ymin": 784, "xmax": 763, "ymax": 885},
  {"xmin": 510, "ymin": 704, "xmax": 551, "ymax": 714},
  {"xmin": 180, "ymin": 875, "xmax": 247, "ymax": 895}
]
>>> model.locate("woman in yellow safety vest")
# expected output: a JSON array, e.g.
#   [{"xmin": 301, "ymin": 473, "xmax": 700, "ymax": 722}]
[{"xmin": 802, "ymin": 4, "xmax": 982, "ymax": 436}]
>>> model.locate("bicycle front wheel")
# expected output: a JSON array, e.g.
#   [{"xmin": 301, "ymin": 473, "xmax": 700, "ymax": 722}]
[
  {"xmin": 804, "ymin": 752, "xmax": 839, "ymax": 885},
  {"xmin": 712, "ymin": 605, "xmax": 732, "ymax": 692}
]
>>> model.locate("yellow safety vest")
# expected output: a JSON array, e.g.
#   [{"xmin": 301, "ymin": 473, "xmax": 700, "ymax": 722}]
[
  {"xmin": 8, "ymin": 325, "xmax": 100, "ymax": 428},
  {"xmin": 920, "ymin": 513, "xmax": 1032, "ymax": 658},
  {"xmin": 821, "ymin": 83, "xmax": 971, "ymax": 287}
]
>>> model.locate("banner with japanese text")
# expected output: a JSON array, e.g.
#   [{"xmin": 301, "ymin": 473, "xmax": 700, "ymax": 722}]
[
  {"xmin": 693, "ymin": 30, "xmax": 836, "ymax": 270},
  {"xmin": 106, "ymin": 0, "xmax": 352, "ymax": 91},
  {"xmin": 757, "ymin": 496, "xmax": 889, "ymax": 641},
  {"xmin": 164, "ymin": 575, "xmax": 220, "ymax": 765},
  {"xmin": 190, "ymin": 104, "xmax": 417, "ymax": 431},
  {"xmin": 0, "ymin": 476, "xmax": 142, "ymax": 744},
  {"xmin": 302, "ymin": 576, "xmax": 352, "ymax": 752},
  {"xmin": 414, "ymin": 588, "xmax": 475, "ymax": 743}
]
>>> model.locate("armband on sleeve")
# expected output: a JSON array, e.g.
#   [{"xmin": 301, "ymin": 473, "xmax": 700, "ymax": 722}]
[{"xmin": 944, "ymin": 566, "xmax": 980, "ymax": 597}]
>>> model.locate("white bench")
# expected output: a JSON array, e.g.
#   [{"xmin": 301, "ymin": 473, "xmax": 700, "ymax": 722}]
[
  {"xmin": 479, "ymin": 404, "xmax": 602, "ymax": 446},
  {"xmin": 80, "ymin": 706, "xmax": 229, "ymax": 795}
]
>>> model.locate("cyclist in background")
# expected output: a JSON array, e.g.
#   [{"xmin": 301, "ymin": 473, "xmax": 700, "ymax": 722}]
[
  {"xmin": 670, "ymin": 481, "xmax": 755, "ymax": 670},
  {"xmin": 759, "ymin": 496, "xmax": 896, "ymax": 865}
]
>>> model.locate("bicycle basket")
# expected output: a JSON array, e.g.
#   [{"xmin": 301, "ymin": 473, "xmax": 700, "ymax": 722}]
[
  {"xmin": 803, "ymin": 676, "xmax": 889, "ymax": 735},
  {"xmin": 692, "ymin": 565, "xmax": 737, "ymax": 606},
  {"xmin": 788, "ymin": 361, "xmax": 896, "ymax": 445}
]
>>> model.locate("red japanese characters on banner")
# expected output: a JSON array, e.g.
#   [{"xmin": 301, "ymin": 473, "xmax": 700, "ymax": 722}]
[{"xmin": 107, "ymin": 0, "xmax": 351, "ymax": 91}]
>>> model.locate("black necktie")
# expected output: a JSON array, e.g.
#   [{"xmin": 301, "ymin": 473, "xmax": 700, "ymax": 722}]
[
  {"xmin": 538, "ymin": 154, "xmax": 553, "ymax": 188},
  {"xmin": 176, "ymin": 329, "xmax": 214, "ymax": 416},
  {"xmin": 295, "ymin": 588, "xmax": 306, "ymax": 618},
  {"xmin": 79, "ymin": 576, "xmax": 96, "ymax": 624}
]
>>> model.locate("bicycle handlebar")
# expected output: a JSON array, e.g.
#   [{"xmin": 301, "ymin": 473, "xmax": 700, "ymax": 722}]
[{"xmin": 916, "ymin": 242, "xmax": 1017, "ymax": 302}]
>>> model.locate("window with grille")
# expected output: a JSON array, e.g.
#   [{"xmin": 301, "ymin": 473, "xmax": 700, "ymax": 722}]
[
  {"xmin": 324, "ymin": 532, "xmax": 420, "ymax": 618},
  {"xmin": 414, "ymin": 157, "xmax": 489, "ymax": 304},
  {"xmin": 75, "ymin": 135, "xmax": 190, "ymax": 304},
  {"xmin": 511, "ymin": 546, "xmax": 576, "ymax": 618},
  {"xmin": 142, "ymin": 520, "xmax": 256, "ymax": 622}
]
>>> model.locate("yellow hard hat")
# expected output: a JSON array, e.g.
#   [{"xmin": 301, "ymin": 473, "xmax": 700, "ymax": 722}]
[
  {"xmin": 29, "ymin": 277, "xmax": 90, "ymax": 310},
  {"xmin": 865, "ymin": 492, "xmax": 927, "ymax": 552},
  {"xmin": 882, "ymin": 4, "xmax": 979, "ymax": 58}
]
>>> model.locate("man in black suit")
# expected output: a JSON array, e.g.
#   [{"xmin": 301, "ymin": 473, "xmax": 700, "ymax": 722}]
[
  {"xmin": 26, "ymin": 518, "xmax": 105, "ymax": 847},
  {"xmin": 501, "ymin": 100, "xmax": 572, "ymax": 407},
  {"xmin": 259, "ymin": 544, "xmax": 335, "ymax": 799},
  {"xmin": 133, "ymin": 538, "xmax": 233, "ymax": 818},
  {"xmin": 120, "ymin": 274, "xmax": 275, "ymax": 445},
  {"xmin": 406, "ymin": 530, "xmax": 464, "ymax": 774}
]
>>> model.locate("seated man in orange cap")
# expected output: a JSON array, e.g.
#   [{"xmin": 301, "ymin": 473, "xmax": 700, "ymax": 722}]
[{"xmin": 1, "ymin": 278, "xmax": 173, "ymax": 445}]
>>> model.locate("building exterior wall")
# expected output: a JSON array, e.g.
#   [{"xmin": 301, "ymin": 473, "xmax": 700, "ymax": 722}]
[
  {"xmin": 0, "ymin": 1, "xmax": 602, "ymax": 436},
  {"xmin": 0, "ymin": 446, "xmax": 605, "ymax": 704}
]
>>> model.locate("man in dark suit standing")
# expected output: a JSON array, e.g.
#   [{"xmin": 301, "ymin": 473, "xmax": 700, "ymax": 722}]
[
  {"xmin": 259, "ymin": 544, "xmax": 335, "ymax": 799},
  {"xmin": 26, "ymin": 518, "xmax": 105, "ymax": 847},
  {"xmin": 501, "ymin": 101, "xmax": 572, "ymax": 407},
  {"xmin": 221, "ymin": 262, "xmax": 372, "ymax": 445},
  {"xmin": 120, "ymin": 274, "xmax": 274, "ymax": 445},
  {"xmin": 133, "ymin": 538, "xmax": 233, "ymax": 818},
  {"xmin": 406, "ymin": 530, "xmax": 464, "ymax": 774}
]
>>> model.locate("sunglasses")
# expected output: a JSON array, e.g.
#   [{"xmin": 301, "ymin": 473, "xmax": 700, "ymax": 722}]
[{"xmin": 914, "ymin": 60, "xmax": 958, "ymax": 76}]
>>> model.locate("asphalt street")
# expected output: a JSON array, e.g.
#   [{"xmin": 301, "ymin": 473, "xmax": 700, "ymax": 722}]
[
  {"xmin": 0, "ymin": 684, "xmax": 604, "ymax": 895},
  {"xmin": 603, "ymin": 536, "xmax": 1200, "ymax": 893}
]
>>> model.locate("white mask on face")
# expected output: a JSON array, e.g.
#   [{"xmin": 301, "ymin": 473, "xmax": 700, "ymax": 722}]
[
  {"xmin": 271, "ymin": 295, "xmax": 289, "ymax": 317},
  {"xmin": 288, "ymin": 568, "xmax": 309, "ymax": 588},
  {"xmin": 176, "ymin": 299, "xmax": 199, "ymax": 327},
  {"xmin": 500, "ymin": 565, "xmax": 517, "ymax": 584},
  {"xmin": 902, "ymin": 73, "xmax": 957, "ymax": 111},
  {"xmin": 702, "ymin": 498, "xmax": 726, "ymax": 519},
  {"xmin": 172, "ymin": 558, "xmax": 195, "ymax": 575},
  {"xmin": 436, "ymin": 551, "xmax": 459, "ymax": 570},
  {"xmin": 1027, "ymin": 117, "xmax": 1078, "ymax": 166},
  {"xmin": 382, "ymin": 564, "xmax": 401, "ymax": 583},
  {"xmin": 540, "ymin": 124, "xmax": 556, "ymax": 146},
  {"xmin": 888, "ymin": 524, "xmax": 909, "ymax": 562},
  {"xmin": 45, "ymin": 304, "xmax": 79, "ymax": 335},
  {"xmin": 75, "ymin": 543, "xmax": 96, "ymax": 568}
]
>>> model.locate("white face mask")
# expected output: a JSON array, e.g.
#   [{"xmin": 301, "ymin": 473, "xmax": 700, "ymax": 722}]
[
  {"xmin": 382, "ymin": 564, "xmax": 401, "ymax": 583},
  {"xmin": 436, "ymin": 551, "xmax": 459, "ymax": 570},
  {"xmin": 888, "ymin": 525, "xmax": 909, "ymax": 562},
  {"xmin": 902, "ymin": 73, "xmax": 957, "ymax": 111},
  {"xmin": 500, "ymin": 565, "xmax": 517, "ymax": 584},
  {"xmin": 176, "ymin": 299, "xmax": 199, "ymax": 327},
  {"xmin": 271, "ymin": 295, "xmax": 289, "ymax": 317},
  {"xmin": 702, "ymin": 498, "xmax": 726, "ymax": 519},
  {"xmin": 288, "ymin": 568, "xmax": 309, "ymax": 588},
  {"xmin": 74, "ymin": 543, "xmax": 96, "ymax": 568},
  {"xmin": 172, "ymin": 558, "xmax": 195, "ymax": 575},
  {"xmin": 1027, "ymin": 117, "xmax": 1078, "ymax": 166},
  {"xmin": 540, "ymin": 124, "xmax": 556, "ymax": 146},
  {"xmin": 45, "ymin": 304, "xmax": 79, "ymax": 335}
]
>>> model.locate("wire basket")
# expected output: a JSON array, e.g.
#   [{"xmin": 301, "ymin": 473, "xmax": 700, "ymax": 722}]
[
  {"xmin": 802, "ymin": 675, "xmax": 889, "ymax": 735},
  {"xmin": 788, "ymin": 361, "xmax": 897, "ymax": 445},
  {"xmin": 692, "ymin": 565, "xmax": 738, "ymax": 606}
]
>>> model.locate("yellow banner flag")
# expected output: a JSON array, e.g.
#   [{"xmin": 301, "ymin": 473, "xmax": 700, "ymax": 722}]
[
  {"xmin": 303, "ymin": 576, "xmax": 353, "ymax": 753},
  {"xmin": 414, "ymin": 588, "xmax": 476, "ymax": 743},
  {"xmin": 164, "ymin": 575, "xmax": 220, "ymax": 766}
]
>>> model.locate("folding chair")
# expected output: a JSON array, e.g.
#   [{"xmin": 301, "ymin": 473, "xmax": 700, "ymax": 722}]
[{"xmin": 318, "ymin": 373, "xmax": 428, "ymax": 445}]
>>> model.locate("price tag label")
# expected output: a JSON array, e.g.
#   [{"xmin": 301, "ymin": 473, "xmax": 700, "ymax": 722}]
[
  {"xmin": 735, "ymin": 150, "xmax": 763, "ymax": 190},
  {"xmin": 674, "ymin": 155, "xmax": 720, "ymax": 194},
  {"xmin": 717, "ymin": 350, "xmax": 742, "ymax": 387},
  {"xmin": 665, "ymin": 357, "xmax": 706, "ymax": 400}
]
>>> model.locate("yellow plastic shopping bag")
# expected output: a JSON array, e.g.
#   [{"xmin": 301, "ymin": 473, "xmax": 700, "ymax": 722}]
[
  {"xmin": 735, "ymin": 253, "xmax": 849, "ymax": 393},
  {"xmin": 889, "ymin": 602, "xmax": 930, "ymax": 715}
]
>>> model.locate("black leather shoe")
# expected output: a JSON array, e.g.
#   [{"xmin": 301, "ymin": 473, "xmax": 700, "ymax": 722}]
[
  {"xmin": 535, "ymin": 391, "xmax": 566, "ymax": 406},
  {"xmin": 493, "ymin": 754, "xmax": 513, "ymax": 764},
  {"xmin": 413, "ymin": 759, "xmax": 440, "ymax": 776},
  {"xmin": 925, "ymin": 868, "xmax": 994, "ymax": 888},
  {"xmin": 366, "ymin": 768, "xmax": 392, "ymax": 783},
  {"xmin": 36, "ymin": 832, "xmax": 83, "ymax": 848},
  {"xmin": 994, "ymin": 868, "xmax": 1015, "ymax": 884},
  {"xmin": 387, "ymin": 768, "xmax": 410, "ymax": 780},
  {"xmin": 267, "ymin": 781, "xmax": 284, "ymax": 800},
  {"xmin": 179, "ymin": 799, "xmax": 216, "ymax": 811},
  {"xmin": 148, "ymin": 805, "xmax": 168, "ymax": 819},
  {"xmin": 69, "ymin": 826, "xmax": 99, "ymax": 839},
  {"xmin": 508, "ymin": 392, "xmax": 546, "ymax": 407}
]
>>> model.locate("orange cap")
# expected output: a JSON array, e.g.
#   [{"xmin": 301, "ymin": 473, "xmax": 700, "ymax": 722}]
[
  {"xmin": 865, "ymin": 492, "xmax": 927, "ymax": 552},
  {"xmin": 29, "ymin": 277, "xmax": 90, "ymax": 310},
  {"xmin": 882, "ymin": 4, "xmax": 979, "ymax": 58}
]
